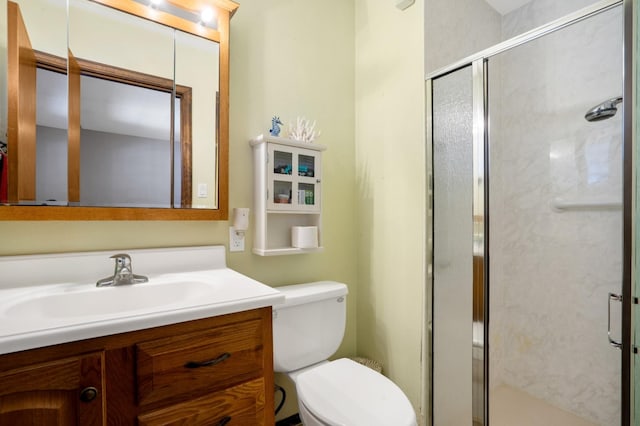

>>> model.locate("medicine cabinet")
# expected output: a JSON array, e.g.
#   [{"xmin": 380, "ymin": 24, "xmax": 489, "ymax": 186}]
[
  {"xmin": 0, "ymin": 0, "xmax": 238, "ymax": 220},
  {"xmin": 250, "ymin": 135, "xmax": 325, "ymax": 256}
]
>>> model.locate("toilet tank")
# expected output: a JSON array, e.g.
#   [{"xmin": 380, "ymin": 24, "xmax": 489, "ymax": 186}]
[{"xmin": 272, "ymin": 281, "xmax": 348, "ymax": 373}]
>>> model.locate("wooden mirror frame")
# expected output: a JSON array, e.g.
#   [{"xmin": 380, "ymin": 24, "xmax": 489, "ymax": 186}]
[{"xmin": 0, "ymin": 0, "xmax": 238, "ymax": 220}]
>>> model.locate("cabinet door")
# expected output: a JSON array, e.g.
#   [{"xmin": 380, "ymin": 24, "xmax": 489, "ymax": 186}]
[
  {"xmin": 267, "ymin": 144, "xmax": 321, "ymax": 212},
  {"xmin": 295, "ymin": 149, "xmax": 321, "ymax": 212},
  {"xmin": 267, "ymin": 144, "xmax": 294, "ymax": 210},
  {"xmin": 0, "ymin": 352, "xmax": 105, "ymax": 426}
]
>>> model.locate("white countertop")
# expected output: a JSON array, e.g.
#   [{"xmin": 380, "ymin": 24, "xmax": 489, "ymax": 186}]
[{"xmin": 0, "ymin": 246, "xmax": 284, "ymax": 355}]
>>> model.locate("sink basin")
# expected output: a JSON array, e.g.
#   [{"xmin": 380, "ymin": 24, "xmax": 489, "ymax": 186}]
[
  {"xmin": 0, "ymin": 245, "xmax": 285, "ymax": 356},
  {"xmin": 4, "ymin": 277, "xmax": 217, "ymax": 319}
]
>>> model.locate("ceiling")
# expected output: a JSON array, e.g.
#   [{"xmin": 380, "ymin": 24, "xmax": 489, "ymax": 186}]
[{"xmin": 485, "ymin": 0, "xmax": 533, "ymax": 15}]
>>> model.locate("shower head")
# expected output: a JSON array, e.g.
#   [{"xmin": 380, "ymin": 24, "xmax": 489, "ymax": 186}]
[{"xmin": 584, "ymin": 96, "xmax": 623, "ymax": 122}]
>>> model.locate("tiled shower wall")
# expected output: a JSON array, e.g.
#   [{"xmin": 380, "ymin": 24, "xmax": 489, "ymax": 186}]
[{"xmin": 489, "ymin": 1, "xmax": 623, "ymax": 425}]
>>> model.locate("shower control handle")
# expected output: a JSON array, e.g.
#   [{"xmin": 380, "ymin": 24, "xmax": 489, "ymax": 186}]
[{"xmin": 607, "ymin": 292, "xmax": 622, "ymax": 349}]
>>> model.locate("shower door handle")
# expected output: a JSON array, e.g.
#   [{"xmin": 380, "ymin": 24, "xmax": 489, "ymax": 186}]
[{"xmin": 607, "ymin": 292, "xmax": 622, "ymax": 349}]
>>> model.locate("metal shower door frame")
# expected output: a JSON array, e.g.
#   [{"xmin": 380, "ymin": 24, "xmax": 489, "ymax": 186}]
[{"xmin": 425, "ymin": 0, "xmax": 633, "ymax": 424}]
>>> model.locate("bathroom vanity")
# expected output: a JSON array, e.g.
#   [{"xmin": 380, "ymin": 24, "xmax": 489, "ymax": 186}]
[
  {"xmin": 0, "ymin": 308, "xmax": 272, "ymax": 425},
  {"xmin": 0, "ymin": 246, "xmax": 283, "ymax": 425}
]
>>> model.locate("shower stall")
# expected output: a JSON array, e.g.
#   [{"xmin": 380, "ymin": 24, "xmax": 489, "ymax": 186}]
[{"xmin": 427, "ymin": 0, "xmax": 633, "ymax": 425}]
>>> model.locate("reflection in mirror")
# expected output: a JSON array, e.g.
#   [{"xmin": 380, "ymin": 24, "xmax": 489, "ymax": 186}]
[
  {"xmin": 2, "ymin": 0, "xmax": 68, "ymax": 205},
  {"xmin": 79, "ymin": 75, "xmax": 175, "ymax": 208},
  {"xmin": 69, "ymin": 0, "xmax": 176, "ymax": 208},
  {"xmin": 175, "ymin": 30, "xmax": 219, "ymax": 209},
  {"xmin": 69, "ymin": 0, "xmax": 220, "ymax": 209},
  {"xmin": 36, "ymin": 67, "xmax": 67, "ymax": 204}
]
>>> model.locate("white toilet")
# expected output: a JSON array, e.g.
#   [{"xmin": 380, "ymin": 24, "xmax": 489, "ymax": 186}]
[{"xmin": 273, "ymin": 281, "xmax": 417, "ymax": 426}]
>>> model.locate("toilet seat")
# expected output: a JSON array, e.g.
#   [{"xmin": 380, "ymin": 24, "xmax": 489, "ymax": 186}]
[{"xmin": 295, "ymin": 358, "xmax": 417, "ymax": 426}]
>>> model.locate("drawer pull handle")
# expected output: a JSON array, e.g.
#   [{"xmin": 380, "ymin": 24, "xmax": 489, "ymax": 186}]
[
  {"xmin": 184, "ymin": 352, "xmax": 231, "ymax": 369},
  {"xmin": 217, "ymin": 416, "xmax": 232, "ymax": 426}
]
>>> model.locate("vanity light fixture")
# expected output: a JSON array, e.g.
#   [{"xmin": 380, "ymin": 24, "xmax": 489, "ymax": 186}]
[
  {"xmin": 200, "ymin": 7, "xmax": 215, "ymax": 25},
  {"xmin": 123, "ymin": 0, "xmax": 231, "ymax": 35}
]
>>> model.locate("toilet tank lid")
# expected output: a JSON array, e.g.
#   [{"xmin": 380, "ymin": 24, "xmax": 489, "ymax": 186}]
[{"xmin": 274, "ymin": 281, "xmax": 348, "ymax": 308}]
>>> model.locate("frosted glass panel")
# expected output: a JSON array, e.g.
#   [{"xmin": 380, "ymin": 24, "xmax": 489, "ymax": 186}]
[{"xmin": 432, "ymin": 65, "xmax": 474, "ymax": 425}]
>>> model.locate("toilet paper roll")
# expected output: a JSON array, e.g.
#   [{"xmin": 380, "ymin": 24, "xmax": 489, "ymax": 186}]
[{"xmin": 291, "ymin": 226, "xmax": 318, "ymax": 248}]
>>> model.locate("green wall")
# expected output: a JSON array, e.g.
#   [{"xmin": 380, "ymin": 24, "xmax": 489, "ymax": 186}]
[{"xmin": 355, "ymin": 0, "xmax": 426, "ymax": 420}]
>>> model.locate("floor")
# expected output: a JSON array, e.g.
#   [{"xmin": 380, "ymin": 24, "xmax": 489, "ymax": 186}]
[
  {"xmin": 275, "ymin": 414, "xmax": 302, "ymax": 426},
  {"xmin": 277, "ymin": 384, "xmax": 595, "ymax": 426},
  {"xmin": 490, "ymin": 385, "xmax": 597, "ymax": 426}
]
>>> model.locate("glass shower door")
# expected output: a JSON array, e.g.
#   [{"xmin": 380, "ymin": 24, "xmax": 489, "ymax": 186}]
[{"xmin": 487, "ymin": 5, "xmax": 623, "ymax": 425}]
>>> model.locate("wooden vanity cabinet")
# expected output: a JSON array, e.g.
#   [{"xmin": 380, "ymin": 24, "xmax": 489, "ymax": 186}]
[
  {"xmin": 0, "ymin": 352, "xmax": 105, "ymax": 425},
  {"xmin": 0, "ymin": 307, "xmax": 274, "ymax": 426}
]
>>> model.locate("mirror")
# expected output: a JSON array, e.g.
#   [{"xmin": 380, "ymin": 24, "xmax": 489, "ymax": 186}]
[
  {"xmin": 69, "ymin": 0, "xmax": 177, "ymax": 208},
  {"xmin": 0, "ymin": 0, "xmax": 237, "ymax": 220},
  {"xmin": 1, "ymin": 0, "xmax": 68, "ymax": 206}
]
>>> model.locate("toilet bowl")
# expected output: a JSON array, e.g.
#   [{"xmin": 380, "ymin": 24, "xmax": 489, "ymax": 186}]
[{"xmin": 273, "ymin": 281, "xmax": 417, "ymax": 426}]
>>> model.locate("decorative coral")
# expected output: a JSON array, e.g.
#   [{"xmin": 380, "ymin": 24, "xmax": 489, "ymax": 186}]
[{"xmin": 287, "ymin": 117, "xmax": 320, "ymax": 143}]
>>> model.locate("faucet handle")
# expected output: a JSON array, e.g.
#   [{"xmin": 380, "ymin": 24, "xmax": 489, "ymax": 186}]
[
  {"xmin": 110, "ymin": 254, "xmax": 133, "ymax": 278},
  {"xmin": 97, "ymin": 253, "xmax": 147, "ymax": 287},
  {"xmin": 110, "ymin": 253, "xmax": 131, "ymax": 267}
]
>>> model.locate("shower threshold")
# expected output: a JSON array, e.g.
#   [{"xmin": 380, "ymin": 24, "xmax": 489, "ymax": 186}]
[{"xmin": 490, "ymin": 385, "xmax": 597, "ymax": 426}]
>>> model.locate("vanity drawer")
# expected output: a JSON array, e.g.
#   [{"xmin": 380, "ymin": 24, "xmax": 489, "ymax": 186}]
[
  {"xmin": 137, "ymin": 377, "xmax": 266, "ymax": 426},
  {"xmin": 136, "ymin": 319, "xmax": 264, "ymax": 405}
]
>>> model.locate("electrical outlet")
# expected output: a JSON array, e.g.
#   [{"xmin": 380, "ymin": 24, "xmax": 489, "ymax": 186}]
[{"xmin": 229, "ymin": 226, "xmax": 245, "ymax": 252}]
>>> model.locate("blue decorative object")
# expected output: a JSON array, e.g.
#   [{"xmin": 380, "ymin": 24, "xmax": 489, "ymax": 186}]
[{"xmin": 269, "ymin": 116, "xmax": 283, "ymax": 137}]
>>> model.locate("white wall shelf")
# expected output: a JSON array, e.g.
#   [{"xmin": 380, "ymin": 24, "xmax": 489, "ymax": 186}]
[
  {"xmin": 250, "ymin": 135, "xmax": 326, "ymax": 256},
  {"xmin": 252, "ymin": 246, "xmax": 324, "ymax": 257}
]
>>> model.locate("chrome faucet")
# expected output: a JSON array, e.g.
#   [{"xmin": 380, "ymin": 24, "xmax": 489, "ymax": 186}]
[{"xmin": 96, "ymin": 253, "xmax": 149, "ymax": 287}]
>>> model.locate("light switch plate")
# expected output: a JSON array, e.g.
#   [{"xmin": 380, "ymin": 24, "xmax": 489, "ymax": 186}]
[
  {"xmin": 229, "ymin": 227, "xmax": 245, "ymax": 252},
  {"xmin": 197, "ymin": 183, "xmax": 208, "ymax": 198}
]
